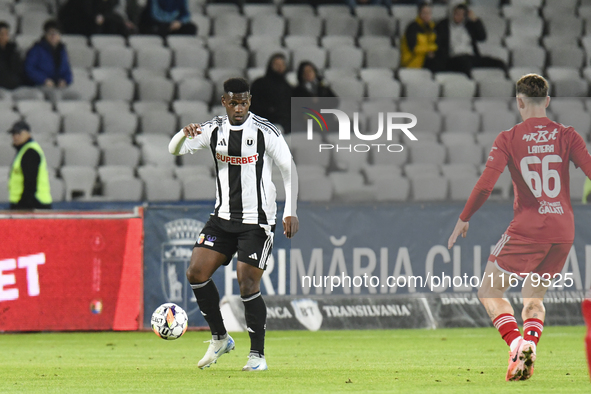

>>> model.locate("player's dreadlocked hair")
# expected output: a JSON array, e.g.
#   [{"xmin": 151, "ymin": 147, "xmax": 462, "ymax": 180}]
[
  {"xmin": 516, "ymin": 73, "xmax": 549, "ymax": 104},
  {"xmin": 223, "ymin": 78, "xmax": 250, "ymax": 94}
]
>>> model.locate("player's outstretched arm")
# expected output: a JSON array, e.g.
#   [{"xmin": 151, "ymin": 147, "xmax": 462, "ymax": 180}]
[
  {"xmin": 448, "ymin": 218, "xmax": 469, "ymax": 249},
  {"xmin": 168, "ymin": 123, "xmax": 203, "ymax": 155},
  {"xmin": 283, "ymin": 216, "xmax": 299, "ymax": 239}
]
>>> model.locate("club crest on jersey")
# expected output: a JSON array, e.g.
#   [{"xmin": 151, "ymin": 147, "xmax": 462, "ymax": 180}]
[
  {"xmin": 197, "ymin": 234, "xmax": 205, "ymax": 244},
  {"xmin": 245, "ymin": 137, "xmax": 255, "ymax": 146},
  {"xmin": 522, "ymin": 128, "xmax": 558, "ymax": 143}
]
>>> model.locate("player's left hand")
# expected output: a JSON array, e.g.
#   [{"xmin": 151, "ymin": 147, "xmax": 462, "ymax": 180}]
[
  {"xmin": 283, "ymin": 216, "xmax": 299, "ymax": 239},
  {"xmin": 447, "ymin": 218, "xmax": 469, "ymax": 249}
]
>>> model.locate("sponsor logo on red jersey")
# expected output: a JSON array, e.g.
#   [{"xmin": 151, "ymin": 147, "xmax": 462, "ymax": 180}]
[{"xmin": 538, "ymin": 200, "xmax": 564, "ymax": 215}]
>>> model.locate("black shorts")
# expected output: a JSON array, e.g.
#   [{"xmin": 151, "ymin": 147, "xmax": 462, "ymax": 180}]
[{"xmin": 194, "ymin": 215, "xmax": 276, "ymax": 270}]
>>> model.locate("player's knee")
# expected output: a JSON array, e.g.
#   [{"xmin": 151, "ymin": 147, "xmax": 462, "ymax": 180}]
[
  {"xmin": 186, "ymin": 264, "xmax": 208, "ymax": 284},
  {"xmin": 239, "ymin": 277, "xmax": 259, "ymax": 296},
  {"xmin": 477, "ymin": 285, "xmax": 491, "ymax": 301}
]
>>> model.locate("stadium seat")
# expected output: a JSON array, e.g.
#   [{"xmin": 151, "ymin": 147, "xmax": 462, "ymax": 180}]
[
  {"xmin": 16, "ymin": 99, "xmax": 52, "ymax": 115},
  {"xmin": 367, "ymin": 80, "xmax": 401, "ymax": 98},
  {"xmin": 169, "ymin": 67, "xmax": 205, "ymax": 82},
  {"xmin": 43, "ymin": 145, "xmax": 63, "ymax": 170},
  {"xmin": 12, "ymin": 87, "xmax": 44, "ymax": 101},
  {"xmin": 49, "ymin": 176, "xmax": 65, "ymax": 202},
  {"xmin": 408, "ymin": 110, "xmax": 442, "ymax": 134},
  {"xmin": 251, "ymin": 47, "xmax": 290, "ymax": 68},
  {"xmin": 176, "ymin": 78, "xmax": 214, "ymax": 102},
  {"xmin": 441, "ymin": 79, "xmax": 476, "ymax": 98},
  {"xmin": 98, "ymin": 165, "xmax": 135, "ymax": 182},
  {"xmin": 172, "ymin": 100, "xmax": 209, "ymax": 117},
  {"xmin": 364, "ymin": 165, "xmax": 403, "ymax": 183},
  {"xmin": 212, "ymin": 14, "xmax": 248, "ymax": 38},
  {"xmin": 328, "ymin": 47, "xmax": 364, "ymax": 71},
  {"xmin": 556, "ymin": 111, "xmax": 591, "ymax": 139},
  {"xmin": 508, "ymin": 66, "xmax": 542, "ymax": 82},
  {"xmin": 437, "ymin": 98, "xmax": 472, "ymax": 113},
  {"xmin": 403, "ymin": 80, "xmax": 440, "ymax": 98},
  {"xmin": 408, "ymin": 142, "xmax": 446, "ymax": 165},
  {"xmin": 511, "ymin": 45, "xmax": 546, "ymax": 68},
  {"xmin": 128, "ymin": 35, "xmax": 164, "ymax": 49},
  {"xmin": 281, "ymin": 4, "xmax": 315, "ymax": 18},
  {"xmin": 67, "ymin": 45, "xmax": 97, "ymax": 68},
  {"xmin": 286, "ymin": 16, "xmax": 323, "ymax": 36},
  {"xmin": 206, "ymin": 3, "xmax": 240, "ymax": 17},
  {"xmin": 246, "ymin": 67, "xmax": 266, "ymax": 82},
  {"xmin": 440, "ymin": 132, "xmax": 475, "ymax": 147},
  {"xmin": 102, "ymin": 178, "xmax": 143, "ymax": 201},
  {"xmin": 24, "ymin": 110, "xmax": 61, "ymax": 136},
  {"xmin": 101, "ymin": 110, "xmax": 138, "ymax": 135},
  {"xmin": 191, "ymin": 14, "xmax": 211, "ymax": 38},
  {"xmin": 0, "ymin": 145, "xmax": 15, "ymax": 166},
  {"xmin": 62, "ymin": 112, "xmax": 100, "ymax": 135},
  {"xmin": 212, "ymin": 46, "xmax": 249, "ymax": 69},
  {"xmin": 473, "ymin": 98, "xmax": 509, "ymax": 113},
  {"xmin": 136, "ymin": 47, "xmax": 172, "ymax": 71},
  {"xmin": 132, "ymin": 101, "xmax": 169, "ymax": 115},
  {"xmin": 330, "ymin": 172, "xmax": 376, "ymax": 202},
  {"xmin": 145, "ymin": 178, "xmax": 182, "ymax": 201},
  {"xmin": 330, "ymin": 79, "xmax": 365, "ymax": 98},
  {"xmin": 250, "ymin": 14, "xmax": 285, "ymax": 37},
  {"xmin": 96, "ymin": 134, "xmax": 133, "ymax": 149},
  {"xmin": 549, "ymin": 47, "xmax": 585, "ymax": 68},
  {"xmin": 476, "ymin": 131, "xmax": 500, "ymax": 149},
  {"xmin": 137, "ymin": 77, "xmax": 175, "ymax": 102},
  {"xmin": 478, "ymin": 79, "xmax": 514, "ymax": 97},
  {"xmin": 284, "ymin": 35, "xmax": 318, "ymax": 49},
  {"xmin": 56, "ymin": 134, "xmax": 94, "ymax": 149},
  {"xmin": 91, "ymin": 35, "xmax": 126, "ymax": 49},
  {"xmin": 139, "ymin": 112, "xmax": 177, "ymax": 135},
  {"xmin": 546, "ymin": 16, "xmax": 583, "ymax": 39},
  {"xmin": 321, "ymin": 35, "xmax": 355, "ymax": 49},
  {"xmin": 182, "ymin": 177, "xmax": 217, "ymax": 200},
  {"xmin": 102, "ymin": 145, "xmax": 141, "ymax": 167},
  {"xmin": 477, "ymin": 44, "xmax": 509, "ymax": 64},
  {"xmin": 167, "ymin": 36, "xmax": 205, "ymax": 50},
  {"xmin": 94, "ymin": 99, "xmax": 131, "ymax": 114},
  {"xmin": 20, "ymin": 12, "xmax": 50, "ymax": 35},
  {"xmin": 481, "ymin": 110, "xmax": 518, "ymax": 133},
  {"xmin": 298, "ymin": 177, "xmax": 333, "ymax": 202},
  {"xmin": 317, "ymin": 4, "xmax": 351, "ymax": 17},
  {"xmin": 411, "ymin": 176, "xmax": 448, "ymax": 201},
  {"xmin": 174, "ymin": 165, "xmax": 213, "ymax": 180},
  {"xmin": 292, "ymin": 46, "xmax": 327, "ymax": 70},
  {"xmin": 441, "ymin": 164, "xmax": 478, "ymax": 179},
  {"xmin": 243, "ymin": 3, "xmax": 277, "ymax": 17},
  {"xmin": 131, "ymin": 68, "xmax": 167, "ymax": 82},
  {"xmin": 98, "ymin": 46, "xmax": 135, "ymax": 68},
  {"xmin": 449, "ymin": 176, "xmax": 479, "ymax": 200},
  {"xmin": 504, "ymin": 35, "xmax": 538, "ymax": 50},
  {"xmin": 91, "ymin": 67, "xmax": 129, "ymax": 82},
  {"xmin": 360, "ymin": 68, "xmax": 393, "ymax": 83},
  {"xmin": 55, "ymin": 100, "xmax": 93, "ymax": 115},
  {"xmin": 365, "ymin": 47, "xmax": 400, "ymax": 69},
  {"xmin": 63, "ymin": 145, "xmax": 100, "ymax": 167},
  {"xmin": 444, "ymin": 111, "xmax": 481, "ymax": 133},
  {"xmin": 552, "ymin": 79, "xmax": 589, "ymax": 97},
  {"xmin": 447, "ymin": 144, "xmax": 484, "ymax": 165},
  {"xmin": 358, "ymin": 36, "xmax": 392, "ymax": 51},
  {"xmin": 361, "ymin": 16, "xmax": 396, "ymax": 36},
  {"xmin": 247, "ymin": 35, "xmax": 282, "ymax": 51},
  {"xmin": 60, "ymin": 166, "xmax": 96, "ymax": 201}
]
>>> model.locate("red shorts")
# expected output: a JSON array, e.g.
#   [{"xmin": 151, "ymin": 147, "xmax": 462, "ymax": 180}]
[{"xmin": 488, "ymin": 234, "xmax": 571, "ymax": 277}]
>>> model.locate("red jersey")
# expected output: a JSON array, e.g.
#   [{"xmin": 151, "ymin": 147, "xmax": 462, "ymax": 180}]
[{"xmin": 485, "ymin": 117, "xmax": 591, "ymax": 243}]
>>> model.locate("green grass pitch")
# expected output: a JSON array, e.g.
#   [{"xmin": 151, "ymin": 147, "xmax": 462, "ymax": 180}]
[{"xmin": 0, "ymin": 327, "xmax": 588, "ymax": 393}]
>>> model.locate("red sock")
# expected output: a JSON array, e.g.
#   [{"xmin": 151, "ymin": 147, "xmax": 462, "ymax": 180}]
[
  {"xmin": 493, "ymin": 313, "xmax": 521, "ymax": 346},
  {"xmin": 523, "ymin": 318, "xmax": 544, "ymax": 345}
]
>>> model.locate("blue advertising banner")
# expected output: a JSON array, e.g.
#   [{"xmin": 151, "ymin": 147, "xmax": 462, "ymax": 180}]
[{"xmin": 143, "ymin": 202, "xmax": 591, "ymax": 328}]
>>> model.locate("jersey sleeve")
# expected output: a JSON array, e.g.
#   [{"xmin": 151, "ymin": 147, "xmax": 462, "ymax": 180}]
[
  {"xmin": 266, "ymin": 132, "xmax": 298, "ymax": 219},
  {"xmin": 176, "ymin": 119, "xmax": 216, "ymax": 155},
  {"xmin": 485, "ymin": 131, "xmax": 510, "ymax": 173}
]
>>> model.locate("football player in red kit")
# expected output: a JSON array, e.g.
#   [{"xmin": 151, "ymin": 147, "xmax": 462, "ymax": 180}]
[{"xmin": 448, "ymin": 74, "xmax": 591, "ymax": 381}]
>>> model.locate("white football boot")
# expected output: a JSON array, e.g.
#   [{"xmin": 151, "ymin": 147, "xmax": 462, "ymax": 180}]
[
  {"xmin": 197, "ymin": 335, "xmax": 235, "ymax": 369},
  {"xmin": 242, "ymin": 354, "xmax": 268, "ymax": 371}
]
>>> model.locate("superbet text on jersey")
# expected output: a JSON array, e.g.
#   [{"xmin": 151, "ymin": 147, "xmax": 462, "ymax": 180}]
[{"xmin": 486, "ymin": 117, "xmax": 591, "ymax": 243}]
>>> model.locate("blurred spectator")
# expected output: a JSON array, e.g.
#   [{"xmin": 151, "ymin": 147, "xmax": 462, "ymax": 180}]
[
  {"xmin": 434, "ymin": 1, "xmax": 505, "ymax": 77},
  {"xmin": 7, "ymin": 120, "xmax": 52, "ymax": 210},
  {"xmin": 292, "ymin": 61, "xmax": 336, "ymax": 98},
  {"xmin": 24, "ymin": 20, "xmax": 72, "ymax": 89},
  {"xmin": 139, "ymin": 0, "xmax": 197, "ymax": 36},
  {"xmin": 250, "ymin": 53, "xmax": 292, "ymax": 133},
  {"xmin": 400, "ymin": 2, "xmax": 437, "ymax": 70},
  {"xmin": 0, "ymin": 21, "xmax": 24, "ymax": 90},
  {"xmin": 59, "ymin": 0, "xmax": 132, "ymax": 37}
]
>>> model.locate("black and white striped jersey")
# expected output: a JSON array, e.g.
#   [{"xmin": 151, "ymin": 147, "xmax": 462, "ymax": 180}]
[{"xmin": 175, "ymin": 112, "xmax": 297, "ymax": 225}]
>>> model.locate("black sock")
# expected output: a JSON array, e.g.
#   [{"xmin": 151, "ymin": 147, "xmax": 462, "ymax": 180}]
[
  {"xmin": 190, "ymin": 279, "xmax": 227, "ymax": 340},
  {"xmin": 242, "ymin": 292, "xmax": 266, "ymax": 357}
]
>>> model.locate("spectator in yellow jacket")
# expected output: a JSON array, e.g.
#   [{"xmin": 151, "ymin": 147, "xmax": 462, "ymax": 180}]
[{"xmin": 400, "ymin": 2, "xmax": 438, "ymax": 71}]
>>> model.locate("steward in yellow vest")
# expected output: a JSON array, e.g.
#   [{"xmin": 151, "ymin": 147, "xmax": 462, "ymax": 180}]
[
  {"xmin": 8, "ymin": 120, "xmax": 52, "ymax": 210},
  {"xmin": 400, "ymin": 2, "xmax": 438, "ymax": 70}
]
